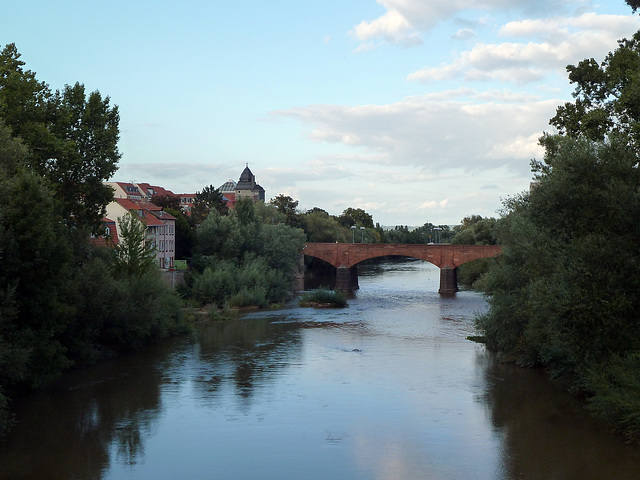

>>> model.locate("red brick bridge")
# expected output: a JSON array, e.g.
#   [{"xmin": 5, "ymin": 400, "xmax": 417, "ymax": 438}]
[{"xmin": 302, "ymin": 243, "xmax": 502, "ymax": 294}]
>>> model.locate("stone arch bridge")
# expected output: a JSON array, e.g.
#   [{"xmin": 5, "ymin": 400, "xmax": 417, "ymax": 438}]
[{"xmin": 302, "ymin": 243, "xmax": 501, "ymax": 294}]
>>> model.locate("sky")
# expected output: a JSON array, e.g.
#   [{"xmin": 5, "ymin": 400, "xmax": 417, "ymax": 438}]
[{"xmin": 3, "ymin": 1, "xmax": 640, "ymax": 226}]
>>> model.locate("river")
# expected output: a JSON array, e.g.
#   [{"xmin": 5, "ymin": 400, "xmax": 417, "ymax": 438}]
[{"xmin": 1, "ymin": 260, "xmax": 639, "ymax": 479}]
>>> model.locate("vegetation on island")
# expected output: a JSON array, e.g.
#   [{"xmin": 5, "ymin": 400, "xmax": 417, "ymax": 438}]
[
  {"xmin": 299, "ymin": 288, "xmax": 348, "ymax": 308},
  {"xmin": 180, "ymin": 198, "xmax": 306, "ymax": 314},
  {"xmin": 476, "ymin": 5, "xmax": 640, "ymax": 442}
]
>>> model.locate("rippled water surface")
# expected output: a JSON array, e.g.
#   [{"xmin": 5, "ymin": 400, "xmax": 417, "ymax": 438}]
[{"xmin": 1, "ymin": 260, "xmax": 639, "ymax": 480}]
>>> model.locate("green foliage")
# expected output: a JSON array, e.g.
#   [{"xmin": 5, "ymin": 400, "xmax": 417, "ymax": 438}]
[
  {"xmin": 191, "ymin": 184, "xmax": 228, "ymax": 224},
  {"xmin": 300, "ymin": 210, "xmax": 348, "ymax": 242},
  {"xmin": 451, "ymin": 215, "xmax": 497, "ymax": 245},
  {"xmin": 0, "ymin": 44, "xmax": 120, "ymax": 232},
  {"xmin": 0, "ymin": 47, "xmax": 185, "ymax": 435},
  {"xmin": 582, "ymin": 353, "xmax": 640, "ymax": 440},
  {"xmin": 165, "ymin": 207, "xmax": 196, "ymax": 259},
  {"xmin": 191, "ymin": 199, "xmax": 306, "ymax": 308},
  {"xmin": 551, "ymin": 29, "xmax": 640, "ymax": 151},
  {"xmin": 228, "ymin": 288, "xmax": 269, "ymax": 309},
  {"xmin": 96, "ymin": 270, "xmax": 186, "ymax": 351},
  {"xmin": 269, "ymin": 194, "xmax": 300, "ymax": 227},
  {"xmin": 338, "ymin": 207, "xmax": 374, "ymax": 229},
  {"xmin": 113, "ymin": 213, "xmax": 157, "ymax": 278},
  {"xmin": 456, "ymin": 258, "xmax": 495, "ymax": 287},
  {"xmin": 477, "ymin": 134, "xmax": 640, "ymax": 440},
  {"xmin": 299, "ymin": 288, "xmax": 348, "ymax": 308},
  {"xmin": 379, "ymin": 223, "xmax": 453, "ymax": 244}
]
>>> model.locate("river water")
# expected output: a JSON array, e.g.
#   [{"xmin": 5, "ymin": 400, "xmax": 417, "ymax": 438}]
[{"xmin": 1, "ymin": 260, "xmax": 639, "ymax": 480}]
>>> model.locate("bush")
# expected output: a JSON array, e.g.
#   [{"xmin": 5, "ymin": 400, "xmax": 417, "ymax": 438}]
[
  {"xmin": 228, "ymin": 287, "xmax": 268, "ymax": 309},
  {"xmin": 582, "ymin": 353, "xmax": 640, "ymax": 441},
  {"xmin": 299, "ymin": 288, "xmax": 348, "ymax": 308}
]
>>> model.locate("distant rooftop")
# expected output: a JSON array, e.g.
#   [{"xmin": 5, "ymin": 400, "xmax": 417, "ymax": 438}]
[{"xmin": 218, "ymin": 179, "xmax": 237, "ymax": 193}]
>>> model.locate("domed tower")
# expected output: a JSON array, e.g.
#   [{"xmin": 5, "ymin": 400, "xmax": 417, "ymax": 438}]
[{"xmin": 235, "ymin": 164, "xmax": 265, "ymax": 201}]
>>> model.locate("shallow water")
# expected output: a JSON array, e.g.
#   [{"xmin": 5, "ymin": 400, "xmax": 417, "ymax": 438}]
[{"xmin": 1, "ymin": 260, "xmax": 639, "ymax": 479}]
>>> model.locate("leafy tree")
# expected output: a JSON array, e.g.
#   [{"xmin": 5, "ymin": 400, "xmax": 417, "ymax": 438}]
[
  {"xmin": 192, "ymin": 197, "xmax": 306, "ymax": 308},
  {"xmin": 451, "ymin": 216, "xmax": 497, "ymax": 245},
  {"xmin": 0, "ymin": 136, "xmax": 74, "ymax": 390},
  {"xmin": 113, "ymin": 213, "xmax": 157, "ymax": 278},
  {"xmin": 151, "ymin": 193, "xmax": 180, "ymax": 211},
  {"xmin": 191, "ymin": 185, "xmax": 228, "ymax": 224},
  {"xmin": 477, "ymin": 135, "xmax": 640, "ymax": 439},
  {"xmin": 301, "ymin": 210, "xmax": 348, "ymax": 242},
  {"xmin": 306, "ymin": 207, "xmax": 328, "ymax": 215},
  {"xmin": 165, "ymin": 207, "xmax": 196, "ymax": 259},
  {"xmin": 269, "ymin": 194, "xmax": 298, "ymax": 216},
  {"xmin": 626, "ymin": 0, "xmax": 640, "ymax": 12},
  {"xmin": 338, "ymin": 207, "xmax": 374, "ymax": 229},
  {"xmin": 0, "ymin": 44, "xmax": 120, "ymax": 232},
  {"xmin": 269, "ymin": 194, "xmax": 300, "ymax": 227},
  {"xmin": 550, "ymin": 29, "xmax": 640, "ymax": 149}
]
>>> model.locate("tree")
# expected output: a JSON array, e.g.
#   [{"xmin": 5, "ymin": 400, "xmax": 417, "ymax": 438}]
[
  {"xmin": 477, "ymin": 135, "xmax": 640, "ymax": 439},
  {"xmin": 152, "ymin": 193, "xmax": 181, "ymax": 211},
  {"xmin": 192, "ymin": 197, "xmax": 306, "ymax": 308},
  {"xmin": 626, "ymin": 0, "xmax": 640, "ymax": 12},
  {"xmin": 300, "ymin": 210, "xmax": 347, "ymax": 242},
  {"xmin": 550, "ymin": 29, "xmax": 640, "ymax": 149},
  {"xmin": 338, "ymin": 207, "xmax": 374, "ymax": 229},
  {"xmin": 269, "ymin": 194, "xmax": 298, "ymax": 216},
  {"xmin": 269, "ymin": 194, "xmax": 300, "ymax": 227},
  {"xmin": 0, "ymin": 44, "xmax": 121, "ymax": 232},
  {"xmin": 0, "ymin": 129, "xmax": 74, "ymax": 389},
  {"xmin": 451, "ymin": 216, "xmax": 497, "ymax": 245},
  {"xmin": 113, "ymin": 213, "xmax": 157, "ymax": 278},
  {"xmin": 165, "ymin": 207, "xmax": 196, "ymax": 259},
  {"xmin": 191, "ymin": 185, "xmax": 228, "ymax": 224}
]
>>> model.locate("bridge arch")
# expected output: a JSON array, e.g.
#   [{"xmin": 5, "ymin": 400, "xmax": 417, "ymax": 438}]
[{"xmin": 302, "ymin": 243, "xmax": 501, "ymax": 294}]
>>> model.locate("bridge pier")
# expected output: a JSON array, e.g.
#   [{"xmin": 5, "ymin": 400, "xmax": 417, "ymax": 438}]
[
  {"xmin": 439, "ymin": 266, "xmax": 458, "ymax": 295},
  {"xmin": 336, "ymin": 265, "xmax": 359, "ymax": 292}
]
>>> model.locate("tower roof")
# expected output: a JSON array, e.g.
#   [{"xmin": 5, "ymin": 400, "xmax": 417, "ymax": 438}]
[{"xmin": 236, "ymin": 164, "xmax": 256, "ymax": 190}]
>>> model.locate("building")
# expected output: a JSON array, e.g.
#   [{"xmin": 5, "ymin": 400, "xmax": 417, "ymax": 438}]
[
  {"xmin": 235, "ymin": 164, "xmax": 265, "ymax": 202},
  {"xmin": 89, "ymin": 217, "xmax": 119, "ymax": 248},
  {"xmin": 218, "ymin": 179, "xmax": 237, "ymax": 208},
  {"xmin": 104, "ymin": 195, "xmax": 176, "ymax": 269}
]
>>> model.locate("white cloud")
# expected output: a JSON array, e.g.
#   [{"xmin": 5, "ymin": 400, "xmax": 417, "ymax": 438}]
[
  {"xmin": 272, "ymin": 91, "xmax": 553, "ymax": 176},
  {"xmin": 350, "ymin": 0, "xmax": 592, "ymax": 48},
  {"xmin": 453, "ymin": 28, "xmax": 477, "ymax": 40},
  {"xmin": 408, "ymin": 13, "xmax": 640, "ymax": 85}
]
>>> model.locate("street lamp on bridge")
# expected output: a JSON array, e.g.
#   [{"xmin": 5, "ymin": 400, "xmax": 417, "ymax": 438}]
[{"xmin": 351, "ymin": 225, "xmax": 356, "ymax": 243}]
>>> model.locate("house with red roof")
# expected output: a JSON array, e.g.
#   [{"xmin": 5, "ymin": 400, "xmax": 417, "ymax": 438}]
[
  {"xmin": 89, "ymin": 217, "xmax": 119, "ymax": 248},
  {"xmin": 105, "ymin": 197, "xmax": 176, "ymax": 269}
]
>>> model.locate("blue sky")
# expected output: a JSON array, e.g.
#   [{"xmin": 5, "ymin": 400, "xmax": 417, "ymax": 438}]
[{"xmin": 3, "ymin": 0, "xmax": 640, "ymax": 225}]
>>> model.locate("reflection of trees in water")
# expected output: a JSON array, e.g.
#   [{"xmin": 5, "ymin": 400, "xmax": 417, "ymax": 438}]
[
  {"xmin": 0, "ymin": 338, "xmax": 188, "ymax": 480},
  {"xmin": 478, "ymin": 352, "xmax": 640, "ymax": 480},
  {"xmin": 193, "ymin": 319, "xmax": 304, "ymax": 404},
  {"xmin": 0, "ymin": 319, "xmax": 306, "ymax": 479}
]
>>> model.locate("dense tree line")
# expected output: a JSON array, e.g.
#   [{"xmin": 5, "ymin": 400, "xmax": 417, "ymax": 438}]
[
  {"xmin": 477, "ymin": 7, "xmax": 640, "ymax": 441},
  {"xmin": 0, "ymin": 45, "xmax": 185, "ymax": 435}
]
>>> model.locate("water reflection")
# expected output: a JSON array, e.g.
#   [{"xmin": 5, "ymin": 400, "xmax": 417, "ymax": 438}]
[
  {"xmin": 0, "ymin": 344, "xmax": 170, "ymax": 479},
  {"xmin": 480, "ymin": 355, "xmax": 640, "ymax": 480},
  {"xmin": 185, "ymin": 318, "xmax": 303, "ymax": 406}
]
